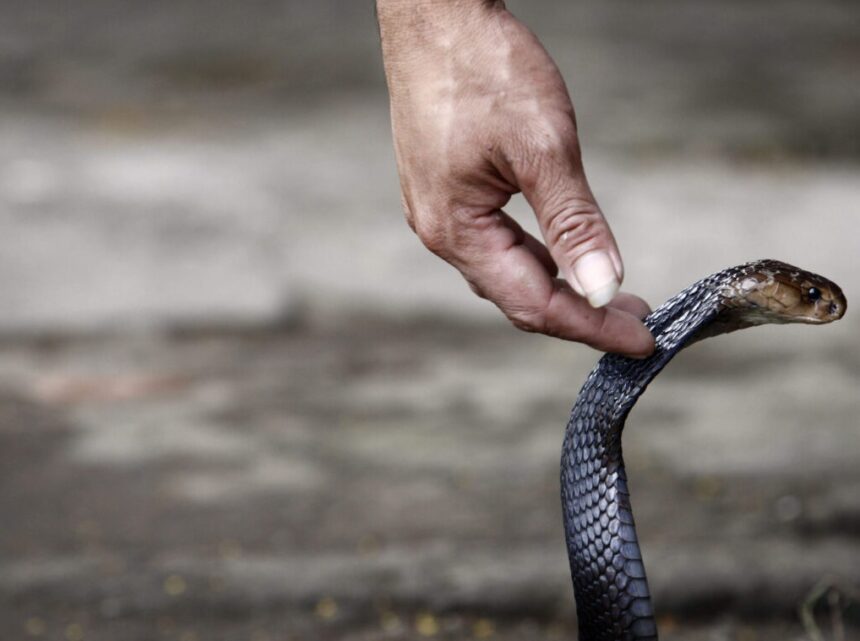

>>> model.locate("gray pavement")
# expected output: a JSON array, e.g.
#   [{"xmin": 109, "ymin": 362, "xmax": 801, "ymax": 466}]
[
  {"xmin": 0, "ymin": 321, "xmax": 858, "ymax": 640},
  {"xmin": 0, "ymin": 0, "xmax": 858, "ymax": 639}
]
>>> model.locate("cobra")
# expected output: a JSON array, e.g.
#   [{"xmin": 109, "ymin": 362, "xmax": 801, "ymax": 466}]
[{"xmin": 561, "ymin": 259, "xmax": 847, "ymax": 641}]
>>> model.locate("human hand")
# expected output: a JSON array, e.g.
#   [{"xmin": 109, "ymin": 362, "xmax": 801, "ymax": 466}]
[{"xmin": 377, "ymin": 0, "xmax": 655, "ymax": 357}]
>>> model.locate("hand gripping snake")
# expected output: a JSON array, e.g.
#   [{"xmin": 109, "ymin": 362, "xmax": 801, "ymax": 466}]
[{"xmin": 561, "ymin": 259, "xmax": 847, "ymax": 640}]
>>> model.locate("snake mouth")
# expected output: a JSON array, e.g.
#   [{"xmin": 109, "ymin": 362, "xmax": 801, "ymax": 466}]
[
  {"xmin": 827, "ymin": 291, "xmax": 848, "ymax": 320},
  {"xmin": 807, "ymin": 287, "xmax": 847, "ymax": 323},
  {"xmin": 788, "ymin": 298, "xmax": 845, "ymax": 324}
]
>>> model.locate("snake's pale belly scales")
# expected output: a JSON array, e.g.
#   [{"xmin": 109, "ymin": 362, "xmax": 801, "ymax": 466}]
[{"xmin": 560, "ymin": 261, "xmax": 846, "ymax": 641}]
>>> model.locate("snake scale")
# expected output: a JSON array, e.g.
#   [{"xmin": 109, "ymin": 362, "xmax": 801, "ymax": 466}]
[{"xmin": 561, "ymin": 259, "xmax": 846, "ymax": 640}]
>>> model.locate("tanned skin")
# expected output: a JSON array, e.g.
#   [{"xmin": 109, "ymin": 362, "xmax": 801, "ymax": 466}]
[{"xmin": 377, "ymin": 0, "xmax": 655, "ymax": 357}]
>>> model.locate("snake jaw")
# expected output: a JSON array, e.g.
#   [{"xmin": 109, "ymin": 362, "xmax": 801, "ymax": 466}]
[{"xmin": 800, "ymin": 292, "xmax": 847, "ymax": 324}]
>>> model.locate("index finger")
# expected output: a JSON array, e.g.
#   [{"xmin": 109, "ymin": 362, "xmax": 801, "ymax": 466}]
[{"xmin": 455, "ymin": 210, "xmax": 655, "ymax": 357}]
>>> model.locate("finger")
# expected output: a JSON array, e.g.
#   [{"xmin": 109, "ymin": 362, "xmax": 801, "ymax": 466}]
[
  {"xmin": 539, "ymin": 284, "xmax": 655, "ymax": 357},
  {"xmin": 495, "ymin": 211, "xmax": 558, "ymax": 276},
  {"xmin": 608, "ymin": 292, "xmax": 652, "ymax": 320},
  {"xmin": 456, "ymin": 211, "xmax": 654, "ymax": 357},
  {"xmin": 553, "ymin": 278, "xmax": 651, "ymax": 319},
  {"xmin": 509, "ymin": 116, "xmax": 625, "ymax": 309}
]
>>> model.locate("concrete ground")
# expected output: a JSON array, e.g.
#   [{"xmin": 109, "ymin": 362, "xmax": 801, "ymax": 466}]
[
  {"xmin": 1, "ymin": 321, "xmax": 858, "ymax": 640},
  {"xmin": 0, "ymin": 1, "xmax": 858, "ymax": 640}
]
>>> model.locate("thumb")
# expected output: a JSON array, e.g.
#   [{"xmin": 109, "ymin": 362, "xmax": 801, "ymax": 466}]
[{"xmin": 513, "ymin": 141, "xmax": 624, "ymax": 309}]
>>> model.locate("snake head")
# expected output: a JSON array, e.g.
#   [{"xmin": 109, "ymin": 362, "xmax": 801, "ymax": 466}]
[{"xmin": 730, "ymin": 259, "xmax": 847, "ymax": 325}]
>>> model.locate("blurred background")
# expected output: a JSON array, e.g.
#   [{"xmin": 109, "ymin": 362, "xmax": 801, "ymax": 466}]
[{"xmin": 0, "ymin": 1, "xmax": 858, "ymax": 640}]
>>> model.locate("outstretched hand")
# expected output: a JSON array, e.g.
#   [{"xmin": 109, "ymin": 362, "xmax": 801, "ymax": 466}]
[{"xmin": 377, "ymin": 0, "xmax": 655, "ymax": 357}]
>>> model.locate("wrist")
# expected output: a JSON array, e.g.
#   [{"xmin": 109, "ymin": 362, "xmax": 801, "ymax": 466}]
[
  {"xmin": 377, "ymin": 0, "xmax": 505, "ymax": 81},
  {"xmin": 377, "ymin": 1, "xmax": 503, "ymax": 53},
  {"xmin": 377, "ymin": 0, "xmax": 502, "ymax": 22}
]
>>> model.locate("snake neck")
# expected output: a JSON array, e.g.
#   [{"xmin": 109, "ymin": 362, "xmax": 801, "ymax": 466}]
[
  {"xmin": 561, "ymin": 273, "xmax": 729, "ymax": 641},
  {"xmin": 561, "ymin": 260, "xmax": 846, "ymax": 640}
]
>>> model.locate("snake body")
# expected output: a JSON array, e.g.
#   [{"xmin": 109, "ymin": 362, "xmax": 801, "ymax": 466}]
[{"xmin": 561, "ymin": 259, "xmax": 846, "ymax": 641}]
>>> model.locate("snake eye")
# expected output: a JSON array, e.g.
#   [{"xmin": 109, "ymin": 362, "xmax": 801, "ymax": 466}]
[{"xmin": 807, "ymin": 287, "xmax": 821, "ymax": 302}]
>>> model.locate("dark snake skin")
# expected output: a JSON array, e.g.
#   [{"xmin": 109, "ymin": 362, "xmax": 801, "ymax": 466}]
[{"xmin": 560, "ymin": 260, "xmax": 846, "ymax": 641}]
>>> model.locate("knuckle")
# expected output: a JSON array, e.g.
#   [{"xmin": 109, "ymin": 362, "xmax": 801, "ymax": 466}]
[
  {"xmin": 412, "ymin": 214, "xmax": 448, "ymax": 254},
  {"xmin": 467, "ymin": 279, "xmax": 488, "ymax": 300},
  {"xmin": 510, "ymin": 115, "xmax": 580, "ymax": 182},
  {"xmin": 527, "ymin": 110, "xmax": 579, "ymax": 157},
  {"xmin": 469, "ymin": 281, "xmax": 490, "ymax": 300},
  {"xmin": 402, "ymin": 204, "xmax": 417, "ymax": 233},
  {"xmin": 544, "ymin": 202, "xmax": 605, "ymax": 252},
  {"xmin": 504, "ymin": 306, "xmax": 546, "ymax": 334}
]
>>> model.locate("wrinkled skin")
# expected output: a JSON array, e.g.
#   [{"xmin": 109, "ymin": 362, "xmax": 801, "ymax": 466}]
[{"xmin": 377, "ymin": 0, "xmax": 655, "ymax": 357}]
